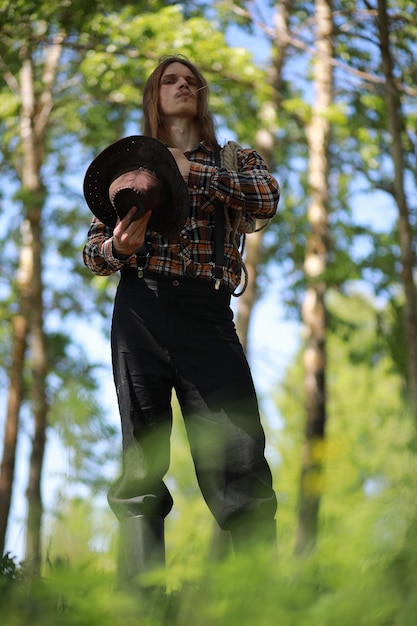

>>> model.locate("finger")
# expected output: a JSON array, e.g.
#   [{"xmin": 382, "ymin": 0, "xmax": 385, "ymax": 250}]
[
  {"xmin": 114, "ymin": 206, "xmax": 135, "ymax": 230},
  {"xmin": 123, "ymin": 210, "xmax": 152, "ymax": 241},
  {"xmin": 121, "ymin": 206, "xmax": 138, "ymax": 225}
]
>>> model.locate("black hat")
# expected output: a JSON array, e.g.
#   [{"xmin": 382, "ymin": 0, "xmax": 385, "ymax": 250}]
[{"xmin": 83, "ymin": 135, "xmax": 189, "ymax": 239}]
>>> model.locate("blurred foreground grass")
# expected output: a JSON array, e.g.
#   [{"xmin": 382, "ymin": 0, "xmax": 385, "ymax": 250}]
[{"xmin": 1, "ymin": 518, "xmax": 417, "ymax": 626}]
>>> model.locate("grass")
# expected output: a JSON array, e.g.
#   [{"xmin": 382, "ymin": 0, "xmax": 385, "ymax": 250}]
[{"xmin": 2, "ymin": 525, "xmax": 417, "ymax": 626}]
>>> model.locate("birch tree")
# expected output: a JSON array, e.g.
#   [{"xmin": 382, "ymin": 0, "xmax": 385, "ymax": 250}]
[
  {"xmin": 295, "ymin": 0, "xmax": 333, "ymax": 555},
  {"xmin": 0, "ymin": 24, "xmax": 60, "ymax": 563}
]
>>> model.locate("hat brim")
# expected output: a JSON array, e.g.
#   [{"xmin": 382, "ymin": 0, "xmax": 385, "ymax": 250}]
[{"xmin": 83, "ymin": 136, "xmax": 189, "ymax": 239}]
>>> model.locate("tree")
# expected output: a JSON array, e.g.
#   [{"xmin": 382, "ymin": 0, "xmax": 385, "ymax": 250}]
[
  {"xmin": 294, "ymin": 0, "xmax": 333, "ymax": 555},
  {"xmin": 274, "ymin": 287, "xmax": 417, "ymax": 622},
  {"xmin": 375, "ymin": 0, "xmax": 417, "ymax": 422},
  {"xmin": 211, "ymin": 1, "xmax": 416, "ymax": 556},
  {"xmin": 0, "ymin": 0, "xmax": 279, "ymax": 566},
  {"xmin": 234, "ymin": 0, "xmax": 291, "ymax": 347},
  {"xmin": 0, "ymin": 8, "xmax": 56, "ymax": 562}
]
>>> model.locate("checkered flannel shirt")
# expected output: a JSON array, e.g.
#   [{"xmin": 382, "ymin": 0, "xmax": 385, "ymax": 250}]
[{"xmin": 83, "ymin": 141, "xmax": 280, "ymax": 293}]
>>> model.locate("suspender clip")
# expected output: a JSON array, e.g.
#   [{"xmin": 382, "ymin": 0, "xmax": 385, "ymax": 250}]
[{"xmin": 135, "ymin": 242, "xmax": 150, "ymax": 279}]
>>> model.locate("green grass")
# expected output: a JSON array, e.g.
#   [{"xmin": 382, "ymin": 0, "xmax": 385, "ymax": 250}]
[{"xmin": 2, "ymin": 521, "xmax": 417, "ymax": 626}]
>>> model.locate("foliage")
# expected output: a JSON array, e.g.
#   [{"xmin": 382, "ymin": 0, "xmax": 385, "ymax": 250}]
[
  {"xmin": 0, "ymin": 2, "xmax": 417, "ymax": 618},
  {"xmin": 3, "ymin": 288, "xmax": 409, "ymax": 624},
  {"xmin": 3, "ymin": 235, "xmax": 417, "ymax": 622},
  {"xmin": 1, "ymin": 504, "xmax": 417, "ymax": 625},
  {"xmin": 275, "ymin": 288, "xmax": 411, "ymax": 532},
  {"xmin": 257, "ymin": 0, "xmax": 417, "ymax": 317},
  {"xmin": 0, "ymin": 0, "xmax": 272, "ymax": 558}
]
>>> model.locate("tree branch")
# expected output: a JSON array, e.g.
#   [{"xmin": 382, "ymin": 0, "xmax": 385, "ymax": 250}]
[
  {"xmin": 225, "ymin": 1, "xmax": 417, "ymax": 97},
  {"xmin": 35, "ymin": 30, "xmax": 66, "ymax": 140}
]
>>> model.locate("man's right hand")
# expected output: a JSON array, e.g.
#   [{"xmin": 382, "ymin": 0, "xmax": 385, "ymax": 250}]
[{"xmin": 112, "ymin": 207, "xmax": 152, "ymax": 259}]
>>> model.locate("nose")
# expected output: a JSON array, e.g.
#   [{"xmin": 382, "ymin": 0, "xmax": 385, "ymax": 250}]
[{"xmin": 178, "ymin": 76, "xmax": 189, "ymax": 90}]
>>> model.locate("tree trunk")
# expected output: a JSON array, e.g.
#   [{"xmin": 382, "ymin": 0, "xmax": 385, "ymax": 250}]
[
  {"xmin": 235, "ymin": 229, "xmax": 263, "ymax": 348},
  {"xmin": 1, "ymin": 26, "xmax": 63, "ymax": 567},
  {"xmin": 376, "ymin": 0, "xmax": 417, "ymax": 423},
  {"xmin": 19, "ymin": 51, "xmax": 48, "ymax": 570},
  {"xmin": 25, "ymin": 210, "xmax": 48, "ymax": 569},
  {"xmin": 0, "ymin": 45, "xmax": 41, "ymax": 558},
  {"xmin": 210, "ymin": 225, "xmax": 264, "ymax": 559},
  {"xmin": 0, "ymin": 237, "xmax": 31, "ymax": 556},
  {"xmin": 19, "ymin": 33, "xmax": 64, "ymax": 569},
  {"xmin": 235, "ymin": 0, "xmax": 290, "ymax": 349},
  {"xmin": 295, "ymin": 0, "xmax": 333, "ymax": 556},
  {"xmin": 210, "ymin": 0, "xmax": 290, "ymax": 562}
]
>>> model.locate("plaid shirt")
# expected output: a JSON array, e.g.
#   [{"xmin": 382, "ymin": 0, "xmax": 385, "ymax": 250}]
[{"xmin": 83, "ymin": 142, "xmax": 280, "ymax": 292}]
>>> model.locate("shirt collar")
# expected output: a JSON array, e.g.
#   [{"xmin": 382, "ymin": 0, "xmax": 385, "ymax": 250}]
[{"xmin": 187, "ymin": 141, "xmax": 212, "ymax": 155}]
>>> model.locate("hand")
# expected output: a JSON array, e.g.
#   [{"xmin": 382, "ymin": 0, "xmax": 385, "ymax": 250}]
[
  {"xmin": 168, "ymin": 148, "xmax": 191, "ymax": 181},
  {"xmin": 112, "ymin": 207, "xmax": 152, "ymax": 258}
]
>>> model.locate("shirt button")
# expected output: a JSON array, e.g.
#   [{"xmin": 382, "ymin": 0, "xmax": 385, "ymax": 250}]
[{"xmin": 172, "ymin": 280, "xmax": 180, "ymax": 287}]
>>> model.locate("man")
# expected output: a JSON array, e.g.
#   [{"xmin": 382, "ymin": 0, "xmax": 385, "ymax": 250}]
[{"xmin": 83, "ymin": 55, "xmax": 279, "ymax": 590}]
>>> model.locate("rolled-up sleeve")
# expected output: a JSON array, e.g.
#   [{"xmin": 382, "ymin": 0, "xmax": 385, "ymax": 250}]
[{"xmin": 188, "ymin": 148, "xmax": 280, "ymax": 221}]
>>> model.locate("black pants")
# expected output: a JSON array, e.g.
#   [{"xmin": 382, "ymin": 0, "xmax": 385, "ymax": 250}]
[{"xmin": 108, "ymin": 271, "xmax": 277, "ymax": 532}]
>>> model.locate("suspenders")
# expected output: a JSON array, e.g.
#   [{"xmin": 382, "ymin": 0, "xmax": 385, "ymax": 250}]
[
  {"xmin": 213, "ymin": 149, "xmax": 225, "ymax": 289},
  {"xmin": 134, "ymin": 145, "xmax": 247, "ymax": 294}
]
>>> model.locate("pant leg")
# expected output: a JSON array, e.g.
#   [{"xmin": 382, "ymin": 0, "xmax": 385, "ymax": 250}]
[
  {"xmin": 170, "ymin": 281, "xmax": 277, "ymax": 532},
  {"xmin": 108, "ymin": 272, "xmax": 277, "ymax": 532},
  {"xmin": 107, "ymin": 273, "xmax": 174, "ymax": 521}
]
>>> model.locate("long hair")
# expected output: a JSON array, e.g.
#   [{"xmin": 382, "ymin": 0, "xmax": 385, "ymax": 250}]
[{"xmin": 142, "ymin": 55, "xmax": 220, "ymax": 150}]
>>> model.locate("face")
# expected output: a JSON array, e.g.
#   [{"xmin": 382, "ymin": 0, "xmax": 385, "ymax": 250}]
[{"xmin": 159, "ymin": 62, "xmax": 199, "ymax": 120}]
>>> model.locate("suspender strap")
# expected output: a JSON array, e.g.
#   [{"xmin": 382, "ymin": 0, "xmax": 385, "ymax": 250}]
[
  {"xmin": 214, "ymin": 150, "xmax": 225, "ymax": 289},
  {"xmin": 135, "ymin": 242, "xmax": 150, "ymax": 278}
]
